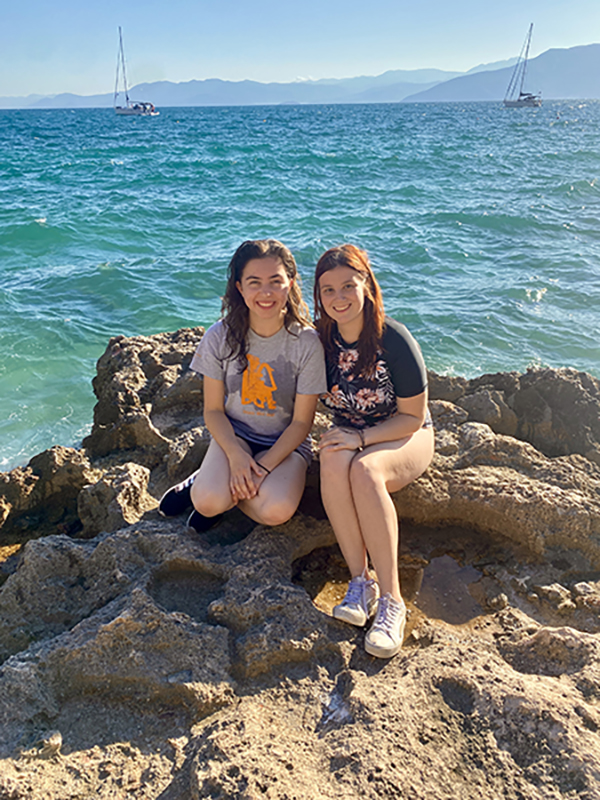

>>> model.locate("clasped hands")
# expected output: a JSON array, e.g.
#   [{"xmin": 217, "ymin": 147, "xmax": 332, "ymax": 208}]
[{"xmin": 227, "ymin": 448, "xmax": 269, "ymax": 502}]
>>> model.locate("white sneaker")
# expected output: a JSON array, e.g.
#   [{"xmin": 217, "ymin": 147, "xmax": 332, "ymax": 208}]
[
  {"xmin": 333, "ymin": 573, "xmax": 380, "ymax": 627},
  {"xmin": 365, "ymin": 593, "xmax": 406, "ymax": 658}
]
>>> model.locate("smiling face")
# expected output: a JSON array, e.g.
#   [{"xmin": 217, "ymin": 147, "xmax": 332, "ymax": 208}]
[
  {"xmin": 318, "ymin": 265, "xmax": 366, "ymax": 339},
  {"xmin": 236, "ymin": 256, "xmax": 293, "ymax": 333}
]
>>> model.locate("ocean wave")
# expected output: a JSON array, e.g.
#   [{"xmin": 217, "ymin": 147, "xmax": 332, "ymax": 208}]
[{"xmin": 1, "ymin": 101, "xmax": 599, "ymax": 466}]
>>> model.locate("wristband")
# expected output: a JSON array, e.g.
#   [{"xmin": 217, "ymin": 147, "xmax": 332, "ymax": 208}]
[{"xmin": 257, "ymin": 462, "xmax": 272, "ymax": 474}]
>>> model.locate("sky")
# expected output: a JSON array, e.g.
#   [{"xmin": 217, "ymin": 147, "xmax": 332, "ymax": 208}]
[{"xmin": 2, "ymin": 0, "xmax": 600, "ymax": 97}]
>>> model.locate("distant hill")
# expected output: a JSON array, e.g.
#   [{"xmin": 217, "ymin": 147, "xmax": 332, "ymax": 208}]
[
  {"xmin": 465, "ymin": 57, "xmax": 518, "ymax": 74},
  {"xmin": 0, "ymin": 94, "xmax": 47, "ymax": 109},
  {"xmin": 404, "ymin": 43, "xmax": 600, "ymax": 102},
  {"xmin": 0, "ymin": 69, "xmax": 460, "ymax": 109},
  {"xmin": 2, "ymin": 45, "xmax": 600, "ymax": 109}
]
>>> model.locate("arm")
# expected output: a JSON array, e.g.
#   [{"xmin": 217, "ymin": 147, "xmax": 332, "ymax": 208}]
[
  {"xmin": 319, "ymin": 390, "xmax": 428, "ymax": 452},
  {"xmin": 253, "ymin": 393, "xmax": 320, "ymax": 474},
  {"xmin": 203, "ymin": 376, "xmax": 265, "ymax": 501}
]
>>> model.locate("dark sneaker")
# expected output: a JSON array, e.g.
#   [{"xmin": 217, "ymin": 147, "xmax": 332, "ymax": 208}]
[
  {"xmin": 333, "ymin": 573, "xmax": 379, "ymax": 627},
  {"xmin": 364, "ymin": 593, "xmax": 406, "ymax": 658},
  {"xmin": 158, "ymin": 469, "xmax": 200, "ymax": 517},
  {"xmin": 187, "ymin": 509, "xmax": 224, "ymax": 533}
]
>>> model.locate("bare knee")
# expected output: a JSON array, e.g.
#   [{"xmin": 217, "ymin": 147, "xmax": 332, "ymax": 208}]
[
  {"xmin": 319, "ymin": 448, "xmax": 353, "ymax": 486},
  {"xmin": 349, "ymin": 456, "xmax": 384, "ymax": 493},
  {"xmin": 191, "ymin": 484, "xmax": 229, "ymax": 517},
  {"xmin": 254, "ymin": 499, "xmax": 297, "ymax": 527}
]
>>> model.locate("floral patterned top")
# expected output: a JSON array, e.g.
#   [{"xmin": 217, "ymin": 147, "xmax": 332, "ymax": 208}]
[{"xmin": 321, "ymin": 317, "xmax": 428, "ymax": 430}]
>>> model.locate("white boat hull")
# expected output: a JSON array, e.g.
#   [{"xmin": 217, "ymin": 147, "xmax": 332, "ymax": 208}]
[
  {"xmin": 115, "ymin": 106, "xmax": 159, "ymax": 117},
  {"xmin": 504, "ymin": 97, "xmax": 542, "ymax": 108}
]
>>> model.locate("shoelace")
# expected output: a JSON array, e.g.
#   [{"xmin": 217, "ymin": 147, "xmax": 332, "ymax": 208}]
[
  {"xmin": 344, "ymin": 577, "xmax": 367, "ymax": 606},
  {"xmin": 177, "ymin": 470, "xmax": 199, "ymax": 492},
  {"xmin": 373, "ymin": 595, "xmax": 402, "ymax": 635}
]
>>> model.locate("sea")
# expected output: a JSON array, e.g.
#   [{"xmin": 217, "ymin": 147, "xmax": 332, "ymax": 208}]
[{"xmin": 1, "ymin": 101, "xmax": 599, "ymax": 471}]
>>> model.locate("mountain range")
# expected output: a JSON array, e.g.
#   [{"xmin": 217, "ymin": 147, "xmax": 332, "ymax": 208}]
[
  {"xmin": 405, "ymin": 44, "xmax": 600, "ymax": 102},
  {"xmin": 1, "ymin": 44, "xmax": 599, "ymax": 109}
]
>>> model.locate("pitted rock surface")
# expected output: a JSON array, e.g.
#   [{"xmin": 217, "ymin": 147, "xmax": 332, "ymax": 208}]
[
  {"xmin": 1, "ymin": 327, "xmax": 600, "ymax": 799},
  {"xmin": 430, "ymin": 366, "xmax": 600, "ymax": 463},
  {"xmin": 77, "ymin": 462, "xmax": 155, "ymax": 536},
  {"xmin": 82, "ymin": 327, "xmax": 205, "ymax": 462},
  {"xmin": 393, "ymin": 401, "xmax": 600, "ymax": 563}
]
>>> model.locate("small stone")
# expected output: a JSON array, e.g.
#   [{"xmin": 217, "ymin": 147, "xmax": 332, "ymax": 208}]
[
  {"xmin": 489, "ymin": 593, "xmax": 508, "ymax": 610},
  {"xmin": 534, "ymin": 583, "xmax": 577, "ymax": 613},
  {"xmin": 573, "ymin": 582, "xmax": 595, "ymax": 596},
  {"xmin": 21, "ymin": 730, "xmax": 62, "ymax": 760}
]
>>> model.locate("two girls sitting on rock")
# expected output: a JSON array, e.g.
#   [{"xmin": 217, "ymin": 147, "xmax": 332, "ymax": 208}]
[{"xmin": 159, "ymin": 239, "xmax": 433, "ymax": 658}]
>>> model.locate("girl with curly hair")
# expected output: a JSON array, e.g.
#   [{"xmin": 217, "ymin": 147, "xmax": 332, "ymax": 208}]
[{"xmin": 160, "ymin": 239, "xmax": 326, "ymax": 530}]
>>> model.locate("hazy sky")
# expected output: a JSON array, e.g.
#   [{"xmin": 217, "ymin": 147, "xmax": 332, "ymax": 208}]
[{"xmin": 2, "ymin": 0, "xmax": 600, "ymax": 96}]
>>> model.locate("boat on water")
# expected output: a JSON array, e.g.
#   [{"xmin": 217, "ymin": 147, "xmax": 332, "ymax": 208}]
[
  {"xmin": 113, "ymin": 27, "xmax": 159, "ymax": 117},
  {"xmin": 503, "ymin": 23, "xmax": 542, "ymax": 108}
]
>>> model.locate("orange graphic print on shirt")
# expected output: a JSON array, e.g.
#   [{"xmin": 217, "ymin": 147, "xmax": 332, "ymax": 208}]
[{"xmin": 241, "ymin": 354, "xmax": 278, "ymax": 410}]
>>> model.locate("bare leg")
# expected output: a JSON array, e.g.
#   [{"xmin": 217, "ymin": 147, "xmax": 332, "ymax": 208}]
[
  {"xmin": 191, "ymin": 438, "xmax": 308, "ymax": 527},
  {"xmin": 319, "ymin": 447, "xmax": 368, "ymax": 577},
  {"xmin": 190, "ymin": 437, "xmax": 251, "ymax": 517},
  {"xmin": 350, "ymin": 427, "xmax": 434, "ymax": 599},
  {"xmin": 239, "ymin": 451, "xmax": 308, "ymax": 526}
]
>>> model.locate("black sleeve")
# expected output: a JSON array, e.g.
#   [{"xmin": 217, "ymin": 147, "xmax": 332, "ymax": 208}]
[{"xmin": 381, "ymin": 318, "xmax": 428, "ymax": 398}]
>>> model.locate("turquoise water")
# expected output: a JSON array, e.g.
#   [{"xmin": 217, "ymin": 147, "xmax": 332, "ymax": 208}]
[{"xmin": 1, "ymin": 102, "xmax": 599, "ymax": 469}]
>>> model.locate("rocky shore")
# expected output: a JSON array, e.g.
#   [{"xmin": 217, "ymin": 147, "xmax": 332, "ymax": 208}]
[{"xmin": 1, "ymin": 327, "xmax": 599, "ymax": 799}]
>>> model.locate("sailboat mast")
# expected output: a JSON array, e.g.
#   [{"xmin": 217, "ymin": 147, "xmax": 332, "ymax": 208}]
[
  {"xmin": 113, "ymin": 26, "xmax": 158, "ymax": 115},
  {"xmin": 503, "ymin": 22, "xmax": 541, "ymax": 107},
  {"xmin": 118, "ymin": 27, "xmax": 130, "ymax": 105},
  {"xmin": 519, "ymin": 23, "xmax": 534, "ymax": 96},
  {"xmin": 113, "ymin": 34, "xmax": 121, "ymax": 106}
]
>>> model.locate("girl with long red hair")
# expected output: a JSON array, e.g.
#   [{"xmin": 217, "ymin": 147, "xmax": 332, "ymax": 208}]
[{"xmin": 314, "ymin": 244, "xmax": 434, "ymax": 658}]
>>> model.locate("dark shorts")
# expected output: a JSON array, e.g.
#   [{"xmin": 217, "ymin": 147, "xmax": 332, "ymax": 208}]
[
  {"xmin": 228, "ymin": 414, "xmax": 312, "ymax": 467},
  {"xmin": 235, "ymin": 435, "xmax": 312, "ymax": 467},
  {"xmin": 241, "ymin": 437, "xmax": 270, "ymax": 458}
]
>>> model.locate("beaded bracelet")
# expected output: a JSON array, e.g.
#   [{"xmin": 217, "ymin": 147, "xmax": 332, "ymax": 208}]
[{"xmin": 357, "ymin": 429, "xmax": 366, "ymax": 451}]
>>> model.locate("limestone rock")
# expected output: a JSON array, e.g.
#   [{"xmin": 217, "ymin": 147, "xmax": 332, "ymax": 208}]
[
  {"xmin": 0, "ymin": 533, "xmax": 135, "ymax": 662},
  {"xmin": 393, "ymin": 402, "xmax": 600, "ymax": 565},
  {"xmin": 0, "ymin": 446, "xmax": 101, "ymax": 539},
  {"xmin": 83, "ymin": 327, "xmax": 204, "ymax": 462},
  {"xmin": 42, "ymin": 586, "xmax": 234, "ymax": 717},
  {"xmin": 164, "ymin": 426, "xmax": 212, "ymax": 483},
  {"xmin": 78, "ymin": 462, "xmax": 154, "ymax": 537},
  {"xmin": 151, "ymin": 369, "xmax": 205, "ymax": 426},
  {"xmin": 431, "ymin": 366, "xmax": 600, "ymax": 463},
  {"xmin": 188, "ymin": 613, "xmax": 600, "ymax": 800},
  {"xmin": 1, "ymin": 327, "xmax": 600, "ymax": 798},
  {"xmin": 428, "ymin": 371, "xmax": 469, "ymax": 403},
  {"xmin": 457, "ymin": 388, "xmax": 518, "ymax": 436},
  {"xmin": 1, "ymin": 505, "xmax": 600, "ymax": 799}
]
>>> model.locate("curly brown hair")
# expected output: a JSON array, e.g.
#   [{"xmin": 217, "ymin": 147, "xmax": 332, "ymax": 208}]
[
  {"xmin": 313, "ymin": 244, "xmax": 385, "ymax": 376},
  {"xmin": 222, "ymin": 239, "xmax": 312, "ymax": 368}
]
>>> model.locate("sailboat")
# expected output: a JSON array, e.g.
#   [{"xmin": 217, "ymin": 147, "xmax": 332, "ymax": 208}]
[
  {"xmin": 113, "ymin": 27, "xmax": 159, "ymax": 116},
  {"xmin": 503, "ymin": 23, "xmax": 542, "ymax": 108}
]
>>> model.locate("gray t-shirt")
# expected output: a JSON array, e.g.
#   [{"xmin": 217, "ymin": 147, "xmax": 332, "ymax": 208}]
[{"xmin": 190, "ymin": 321, "xmax": 326, "ymax": 453}]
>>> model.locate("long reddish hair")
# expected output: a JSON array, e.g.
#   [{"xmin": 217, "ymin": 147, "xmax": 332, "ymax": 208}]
[{"xmin": 313, "ymin": 244, "xmax": 385, "ymax": 376}]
